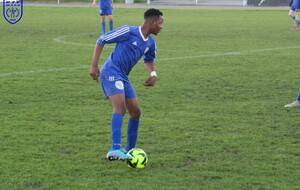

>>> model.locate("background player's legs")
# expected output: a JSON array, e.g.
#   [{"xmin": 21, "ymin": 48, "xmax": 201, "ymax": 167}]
[
  {"xmin": 108, "ymin": 14, "xmax": 113, "ymax": 31},
  {"xmin": 289, "ymin": 10, "xmax": 295, "ymax": 20},
  {"xmin": 294, "ymin": 12, "xmax": 300, "ymax": 28},
  {"xmin": 125, "ymin": 98, "xmax": 141, "ymax": 152},
  {"xmin": 289, "ymin": 10, "xmax": 299, "ymax": 29},
  {"xmin": 101, "ymin": 15, "xmax": 106, "ymax": 34}
]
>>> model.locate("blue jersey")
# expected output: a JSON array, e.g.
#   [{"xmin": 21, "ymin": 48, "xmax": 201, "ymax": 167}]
[
  {"xmin": 97, "ymin": 26, "xmax": 156, "ymax": 81},
  {"xmin": 100, "ymin": 0, "xmax": 112, "ymax": 9}
]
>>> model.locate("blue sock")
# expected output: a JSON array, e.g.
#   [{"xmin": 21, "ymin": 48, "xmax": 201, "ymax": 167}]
[
  {"xmin": 101, "ymin": 22, "xmax": 106, "ymax": 34},
  {"xmin": 109, "ymin": 21, "xmax": 113, "ymax": 31},
  {"xmin": 125, "ymin": 118, "xmax": 139, "ymax": 152},
  {"xmin": 297, "ymin": 90, "xmax": 300, "ymax": 101},
  {"xmin": 110, "ymin": 113, "xmax": 123, "ymax": 150}
]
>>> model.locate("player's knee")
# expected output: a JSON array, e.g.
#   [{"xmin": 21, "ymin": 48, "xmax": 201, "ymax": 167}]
[
  {"xmin": 130, "ymin": 109, "xmax": 141, "ymax": 120},
  {"xmin": 113, "ymin": 107, "xmax": 127, "ymax": 116}
]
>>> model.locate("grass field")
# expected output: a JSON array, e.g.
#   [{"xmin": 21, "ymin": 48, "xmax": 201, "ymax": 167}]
[{"xmin": 0, "ymin": 4, "xmax": 300, "ymax": 190}]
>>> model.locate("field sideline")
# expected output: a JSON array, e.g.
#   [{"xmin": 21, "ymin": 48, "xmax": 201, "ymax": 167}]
[
  {"xmin": 0, "ymin": 4, "xmax": 299, "ymax": 190},
  {"xmin": 23, "ymin": 1, "xmax": 290, "ymax": 10}
]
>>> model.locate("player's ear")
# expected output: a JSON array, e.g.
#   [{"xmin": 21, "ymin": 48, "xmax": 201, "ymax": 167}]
[
  {"xmin": 149, "ymin": 19, "xmax": 155, "ymax": 25},
  {"xmin": 150, "ymin": 17, "xmax": 158, "ymax": 24}
]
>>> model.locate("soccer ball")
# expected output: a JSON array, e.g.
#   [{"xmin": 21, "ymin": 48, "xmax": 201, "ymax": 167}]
[{"xmin": 126, "ymin": 148, "xmax": 148, "ymax": 169}]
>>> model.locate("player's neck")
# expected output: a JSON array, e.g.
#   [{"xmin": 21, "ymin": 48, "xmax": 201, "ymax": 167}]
[{"xmin": 140, "ymin": 24, "xmax": 150, "ymax": 39}]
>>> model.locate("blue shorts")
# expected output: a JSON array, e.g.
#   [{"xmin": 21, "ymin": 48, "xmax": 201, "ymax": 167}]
[
  {"xmin": 100, "ymin": 74, "xmax": 136, "ymax": 99},
  {"xmin": 291, "ymin": 6, "xmax": 299, "ymax": 11},
  {"xmin": 291, "ymin": 0, "xmax": 300, "ymax": 11},
  {"xmin": 100, "ymin": 8, "xmax": 113, "ymax": 16}
]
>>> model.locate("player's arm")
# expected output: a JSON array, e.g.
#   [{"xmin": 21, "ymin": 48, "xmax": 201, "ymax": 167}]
[
  {"xmin": 143, "ymin": 62, "xmax": 157, "ymax": 86},
  {"xmin": 90, "ymin": 27, "xmax": 129, "ymax": 82},
  {"xmin": 90, "ymin": 44, "xmax": 104, "ymax": 82},
  {"xmin": 110, "ymin": 0, "xmax": 114, "ymax": 8},
  {"xmin": 143, "ymin": 42, "xmax": 157, "ymax": 86},
  {"xmin": 92, "ymin": 0, "xmax": 96, "ymax": 6}
]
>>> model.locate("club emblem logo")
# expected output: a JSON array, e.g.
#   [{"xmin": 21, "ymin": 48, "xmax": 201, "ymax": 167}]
[
  {"xmin": 115, "ymin": 81, "xmax": 124, "ymax": 90},
  {"xmin": 3, "ymin": 0, "xmax": 23, "ymax": 24}
]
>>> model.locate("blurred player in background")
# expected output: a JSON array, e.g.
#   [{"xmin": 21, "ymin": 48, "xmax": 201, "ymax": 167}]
[
  {"xmin": 289, "ymin": 0, "xmax": 300, "ymax": 30},
  {"xmin": 90, "ymin": 9, "xmax": 164, "ymax": 161},
  {"xmin": 284, "ymin": 90, "xmax": 300, "ymax": 107},
  {"xmin": 93, "ymin": 0, "xmax": 114, "ymax": 34}
]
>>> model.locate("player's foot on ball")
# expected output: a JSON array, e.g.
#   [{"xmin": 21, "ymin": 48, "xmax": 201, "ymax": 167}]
[{"xmin": 106, "ymin": 149, "xmax": 132, "ymax": 161}]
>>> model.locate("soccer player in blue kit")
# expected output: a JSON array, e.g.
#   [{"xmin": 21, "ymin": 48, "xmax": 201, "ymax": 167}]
[
  {"xmin": 90, "ymin": 8, "xmax": 164, "ymax": 161},
  {"xmin": 289, "ymin": 0, "xmax": 300, "ymax": 30},
  {"xmin": 93, "ymin": 0, "xmax": 114, "ymax": 34}
]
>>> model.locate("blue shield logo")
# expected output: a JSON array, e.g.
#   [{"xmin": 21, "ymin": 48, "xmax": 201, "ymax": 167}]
[{"xmin": 3, "ymin": 0, "xmax": 23, "ymax": 24}]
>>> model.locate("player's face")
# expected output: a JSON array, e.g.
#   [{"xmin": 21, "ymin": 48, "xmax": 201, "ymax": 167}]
[{"xmin": 151, "ymin": 16, "xmax": 164, "ymax": 35}]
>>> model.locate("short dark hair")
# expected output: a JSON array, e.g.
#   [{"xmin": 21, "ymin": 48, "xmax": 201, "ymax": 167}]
[{"xmin": 144, "ymin": 8, "xmax": 163, "ymax": 20}]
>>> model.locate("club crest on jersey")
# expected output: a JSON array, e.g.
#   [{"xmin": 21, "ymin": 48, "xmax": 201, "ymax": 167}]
[
  {"xmin": 115, "ymin": 81, "xmax": 124, "ymax": 90},
  {"xmin": 3, "ymin": 0, "xmax": 23, "ymax": 24}
]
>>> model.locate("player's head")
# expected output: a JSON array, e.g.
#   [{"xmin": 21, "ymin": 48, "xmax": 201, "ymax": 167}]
[
  {"xmin": 144, "ymin": 8, "xmax": 164, "ymax": 35},
  {"xmin": 144, "ymin": 8, "xmax": 163, "ymax": 20}
]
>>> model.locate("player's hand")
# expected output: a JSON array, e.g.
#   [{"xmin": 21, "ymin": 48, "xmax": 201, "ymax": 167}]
[
  {"xmin": 90, "ymin": 66, "xmax": 100, "ymax": 82},
  {"xmin": 143, "ymin": 76, "xmax": 157, "ymax": 86}
]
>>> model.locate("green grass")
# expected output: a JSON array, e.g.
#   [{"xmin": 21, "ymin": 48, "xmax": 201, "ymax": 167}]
[{"xmin": 0, "ymin": 6, "xmax": 300, "ymax": 190}]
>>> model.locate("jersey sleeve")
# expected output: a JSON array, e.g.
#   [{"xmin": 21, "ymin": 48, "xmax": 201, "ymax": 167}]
[
  {"xmin": 96, "ymin": 26, "xmax": 130, "ymax": 46},
  {"xmin": 144, "ymin": 41, "xmax": 156, "ymax": 63}
]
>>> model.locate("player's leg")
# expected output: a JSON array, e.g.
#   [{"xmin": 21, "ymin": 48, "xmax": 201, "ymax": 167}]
[
  {"xmin": 297, "ymin": 90, "xmax": 300, "ymax": 101},
  {"xmin": 106, "ymin": 94, "xmax": 133, "ymax": 160},
  {"xmin": 110, "ymin": 93, "xmax": 127, "ymax": 149},
  {"xmin": 124, "ymin": 82, "xmax": 141, "ymax": 152},
  {"xmin": 289, "ymin": 7, "xmax": 300, "ymax": 29},
  {"xmin": 108, "ymin": 14, "xmax": 113, "ymax": 31},
  {"xmin": 125, "ymin": 97, "xmax": 141, "ymax": 152},
  {"xmin": 289, "ymin": 10, "xmax": 295, "ymax": 19},
  {"xmin": 105, "ymin": 7, "xmax": 113, "ymax": 31},
  {"xmin": 100, "ymin": 75, "xmax": 132, "ymax": 160},
  {"xmin": 101, "ymin": 15, "xmax": 106, "ymax": 34},
  {"xmin": 294, "ymin": 11, "xmax": 300, "ymax": 29},
  {"xmin": 99, "ymin": 7, "xmax": 107, "ymax": 34}
]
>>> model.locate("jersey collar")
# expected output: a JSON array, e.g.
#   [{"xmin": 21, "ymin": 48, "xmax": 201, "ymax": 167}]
[{"xmin": 139, "ymin": 26, "xmax": 148, "ymax": 42}]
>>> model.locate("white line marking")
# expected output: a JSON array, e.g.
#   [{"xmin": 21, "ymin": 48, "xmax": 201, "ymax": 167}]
[
  {"xmin": 54, "ymin": 33, "xmax": 96, "ymax": 47},
  {"xmin": 0, "ymin": 66, "xmax": 88, "ymax": 77},
  {"xmin": 159, "ymin": 52, "xmax": 242, "ymax": 61},
  {"xmin": 2, "ymin": 34, "xmax": 300, "ymax": 77},
  {"xmin": 53, "ymin": 33, "xmax": 192, "ymax": 52},
  {"xmin": 159, "ymin": 46, "xmax": 300, "ymax": 61}
]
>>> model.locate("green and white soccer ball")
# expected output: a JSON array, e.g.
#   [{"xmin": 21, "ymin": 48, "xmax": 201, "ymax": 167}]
[{"xmin": 126, "ymin": 148, "xmax": 148, "ymax": 169}]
